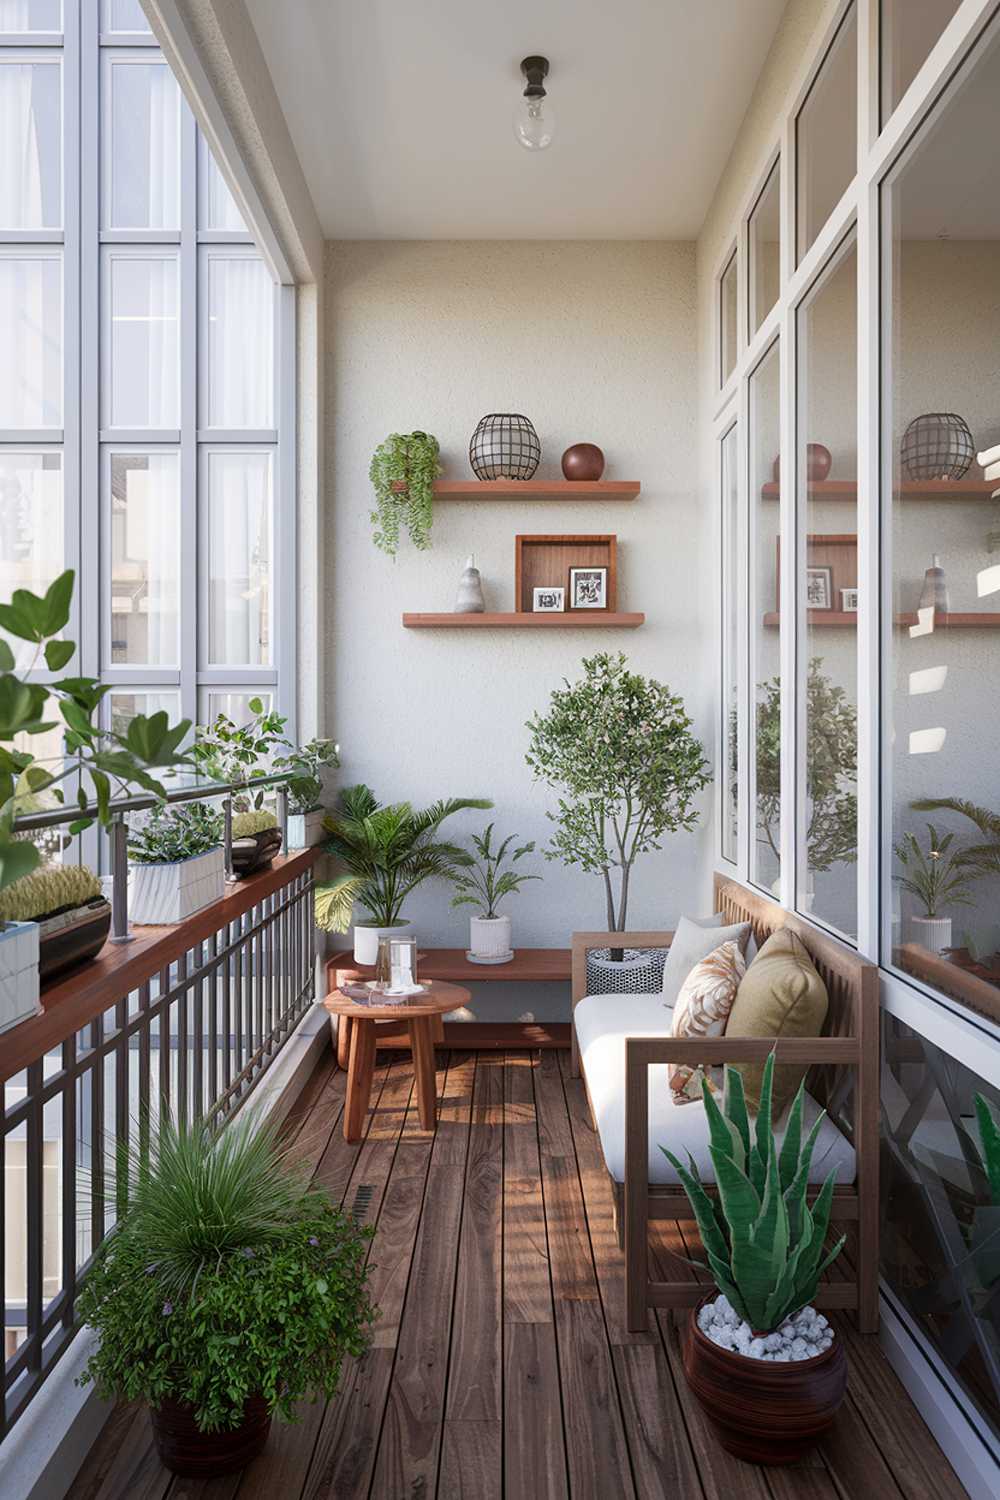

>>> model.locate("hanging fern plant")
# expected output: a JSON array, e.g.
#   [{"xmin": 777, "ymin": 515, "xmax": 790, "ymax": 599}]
[{"xmin": 369, "ymin": 431, "xmax": 442, "ymax": 556}]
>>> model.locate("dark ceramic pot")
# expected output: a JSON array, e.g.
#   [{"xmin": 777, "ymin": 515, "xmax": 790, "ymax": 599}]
[
  {"xmin": 150, "ymin": 1394, "xmax": 271, "ymax": 1477},
  {"xmin": 683, "ymin": 1295, "xmax": 847, "ymax": 1465},
  {"xmin": 231, "ymin": 826, "xmax": 283, "ymax": 879},
  {"xmin": 38, "ymin": 899, "xmax": 112, "ymax": 981},
  {"xmin": 561, "ymin": 442, "xmax": 605, "ymax": 481}
]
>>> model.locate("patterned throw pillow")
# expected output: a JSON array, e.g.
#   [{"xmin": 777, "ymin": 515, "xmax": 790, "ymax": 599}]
[{"xmin": 668, "ymin": 940, "xmax": 746, "ymax": 1104}]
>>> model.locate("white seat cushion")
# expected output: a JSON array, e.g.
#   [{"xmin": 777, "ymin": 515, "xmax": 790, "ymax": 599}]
[{"xmin": 575, "ymin": 993, "xmax": 856, "ymax": 1187}]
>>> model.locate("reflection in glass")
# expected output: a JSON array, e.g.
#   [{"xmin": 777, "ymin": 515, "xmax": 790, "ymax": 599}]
[
  {"xmin": 105, "ymin": 0, "xmax": 151, "ymax": 30},
  {"xmin": 206, "ymin": 452, "xmax": 271, "ymax": 666},
  {"xmin": 880, "ymin": 0, "xmax": 961, "ymax": 126},
  {"xmin": 204, "ymin": 690, "xmax": 272, "ymax": 728},
  {"xmin": 749, "ymin": 341, "xmax": 780, "ymax": 893},
  {"xmin": 796, "ymin": 3, "xmax": 857, "ymax": 263},
  {"xmin": 206, "ymin": 255, "xmax": 274, "ymax": 428},
  {"xmin": 720, "ymin": 250, "xmax": 737, "ymax": 384},
  {"xmin": 201, "ymin": 139, "xmax": 246, "ymax": 231},
  {"xmin": 108, "ymin": 254, "xmax": 179, "ymax": 428},
  {"xmin": 0, "ymin": 1, "xmax": 60, "ymax": 27},
  {"xmin": 721, "ymin": 423, "xmax": 739, "ymax": 864},
  {"xmin": 884, "ymin": 26, "xmax": 1000, "ymax": 1016},
  {"xmin": 0, "ymin": 453, "xmax": 62, "ymax": 669},
  {"xmin": 748, "ymin": 159, "xmax": 780, "ymax": 336},
  {"xmin": 109, "ymin": 690, "xmax": 181, "ymax": 740},
  {"xmin": 0, "ymin": 254, "xmax": 61, "ymax": 428},
  {"xmin": 108, "ymin": 61, "xmax": 180, "ymax": 228},
  {"xmin": 798, "ymin": 241, "xmax": 857, "ymax": 936},
  {"xmin": 0, "ymin": 62, "xmax": 61, "ymax": 229},
  {"xmin": 108, "ymin": 453, "xmax": 180, "ymax": 666}
]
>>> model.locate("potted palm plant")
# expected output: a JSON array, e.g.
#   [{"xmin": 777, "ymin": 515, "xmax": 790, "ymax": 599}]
[
  {"xmin": 314, "ymin": 784, "xmax": 491, "ymax": 964},
  {"xmin": 77, "ymin": 1110, "xmax": 374, "ymax": 1479},
  {"xmin": 450, "ymin": 823, "xmax": 539, "ymax": 962},
  {"xmin": 894, "ymin": 821, "xmax": 975, "ymax": 955},
  {"xmin": 129, "ymin": 802, "xmax": 225, "ymax": 924},
  {"xmin": 662, "ymin": 1054, "xmax": 847, "ymax": 1465}
]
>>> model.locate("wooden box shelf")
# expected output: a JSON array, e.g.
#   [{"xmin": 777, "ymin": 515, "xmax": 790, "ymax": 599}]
[{"xmin": 515, "ymin": 533, "xmax": 618, "ymax": 613}]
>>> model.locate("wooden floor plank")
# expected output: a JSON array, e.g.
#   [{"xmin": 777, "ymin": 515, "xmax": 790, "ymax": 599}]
[
  {"xmin": 439, "ymin": 1419, "xmax": 503, "ymax": 1499},
  {"xmin": 86, "ymin": 1409, "xmax": 171, "ymax": 1500},
  {"xmin": 611, "ymin": 1342, "xmax": 706, "ymax": 1500},
  {"xmin": 504, "ymin": 1321, "xmax": 569, "ymax": 1500},
  {"xmin": 503, "ymin": 1050, "xmax": 553, "ymax": 1325}
]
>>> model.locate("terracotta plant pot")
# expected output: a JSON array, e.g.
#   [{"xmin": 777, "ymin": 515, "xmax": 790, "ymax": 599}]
[
  {"xmin": 150, "ymin": 1394, "xmax": 272, "ymax": 1477},
  {"xmin": 683, "ymin": 1295, "xmax": 847, "ymax": 1465},
  {"xmin": 561, "ymin": 442, "xmax": 605, "ymax": 481}
]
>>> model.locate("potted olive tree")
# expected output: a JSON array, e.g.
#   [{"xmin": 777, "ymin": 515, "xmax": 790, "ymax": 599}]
[
  {"xmin": 526, "ymin": 652, "xmax": 710, "ymax": 993},
  {"xmin": 663, "ymin": 1055, "xmax": 847, "ymax": 1465},
  {"xmin": 77, "ymin": 1111, "xmax": 374, "ymax": 1478},
  {"xmin": 129, "ymin": 803, "xmax": 226, "ymax": 924},
  {"xmin": 451, "ymin": 822, "xmax": 539, "ymax": 962}
]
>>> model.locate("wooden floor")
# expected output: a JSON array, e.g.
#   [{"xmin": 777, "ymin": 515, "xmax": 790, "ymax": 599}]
[{"xmin": 74, "ymin": 1047, "xmax": 969, "ymax": 1500}]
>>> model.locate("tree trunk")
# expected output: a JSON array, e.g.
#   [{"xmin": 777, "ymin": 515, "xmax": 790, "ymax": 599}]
[{"xmin": 607, "ymin": 866, "xmax": 624, "ymax": 962}]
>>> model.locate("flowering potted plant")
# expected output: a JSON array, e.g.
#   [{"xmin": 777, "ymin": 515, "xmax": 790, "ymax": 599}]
[
  {"xmin": 894, "ymin": 822, "xmax": 974, "ymax": 955},
  {"xmin": 450, "ymin": 822, "xmax": 539, "ymax": 962},
  {"xmin": 77, "ymin": 1111, "xmax": 374, "ymax": 1479},
  {"xmin": 129, "ymin": 803, "xmax": 225, "ymax": 924},
  {"xmin": 274, "ymin": 737, "xmax": 340, "ymax": 849},
  {"xmin": 662, "ymin": 1054, "xmax": 847, "ymax": 1465}
]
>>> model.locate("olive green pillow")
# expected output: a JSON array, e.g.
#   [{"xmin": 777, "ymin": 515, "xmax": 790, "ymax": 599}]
[{"xmin": 725, "ymin": 928, "xmax": 829, "ymax": 1116}]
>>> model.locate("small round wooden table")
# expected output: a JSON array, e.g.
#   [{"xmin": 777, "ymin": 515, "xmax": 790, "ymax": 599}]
[{"xmin": 324, "ymin": 980, "xmax": 470, "ymax": 1142}]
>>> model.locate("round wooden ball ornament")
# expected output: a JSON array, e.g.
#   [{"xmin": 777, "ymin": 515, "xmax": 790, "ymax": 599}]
[{"xmin": 561, "ymin": 443, "xmax": 605, "ymax": 481}]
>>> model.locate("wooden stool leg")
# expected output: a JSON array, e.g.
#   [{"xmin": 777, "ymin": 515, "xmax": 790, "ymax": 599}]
[
  {"xmin": 344, "ymin": 1019, "xmax": 376, "ymax": 1142},
  {"xmin": 408, "ymin": 1018, "xmax": 438, "ymax": 1131},
  {"xmin": 336, "ymin": 1013, "xmax": 353, "ymax": 1071}
]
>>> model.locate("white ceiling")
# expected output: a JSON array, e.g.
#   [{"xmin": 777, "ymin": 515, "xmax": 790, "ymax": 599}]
[{"xmin": 243, "ymin": 0, "xmax": 787, "ymax": 240}]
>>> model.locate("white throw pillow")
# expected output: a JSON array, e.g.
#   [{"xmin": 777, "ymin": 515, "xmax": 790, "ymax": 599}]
[{"xmin": 661, "ymin": 913, "xmax": 752, "ymax": 1008}]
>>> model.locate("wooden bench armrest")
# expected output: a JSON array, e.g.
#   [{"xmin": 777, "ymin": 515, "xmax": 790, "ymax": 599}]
[
  {"xmin": 624, "ymin": 1035, "xmax": 859, "ymax": 1068},
  {"xmin": 571, "ymin": 930, "xmax": 674, "ymax": 1004}
]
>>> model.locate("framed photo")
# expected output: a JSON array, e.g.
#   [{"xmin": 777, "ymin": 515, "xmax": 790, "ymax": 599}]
[
  {"xmin": 569, "ymin": 566, "xmax": 608, "ymax": 610},
  {"xmin": 841, "ymin": 586, "xmax": 858, "ymax": 612},
  {"xmin": 805, "ymin": 566, "xmax": 833, "ymax": 610},
  {"xmin": 532, "ymin": 586, "xmax": 565, "ymax": 613}
]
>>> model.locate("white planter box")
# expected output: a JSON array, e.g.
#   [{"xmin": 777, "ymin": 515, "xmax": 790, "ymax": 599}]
[
  {"xmin": 468, "ymin": 914, "xmax": 512, "ymax": 961},
  {"xmin": 0, "ymin": 920, "xmax": 40, "ymax": 1033},
  {"xmin": 287, "ymin": 808, "xmax": 327, "ymax": 849},
  {"xmin": 130, "ymin": 847, "xmax": 225, "ymax": 926},
  {"xmin": 353, "ymin": 920, "xmax": 411, "ymax": 966}
]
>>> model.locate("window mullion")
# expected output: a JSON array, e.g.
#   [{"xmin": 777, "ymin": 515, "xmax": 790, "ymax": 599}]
[{"xmin": 179, "ymin": 105, "xmax": 198, "ymax": 728}]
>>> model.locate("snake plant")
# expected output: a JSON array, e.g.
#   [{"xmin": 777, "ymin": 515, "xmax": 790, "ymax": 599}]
[{"xmin": 662, "ymin": 1053, "xmax": 845, "ymax": 1332}]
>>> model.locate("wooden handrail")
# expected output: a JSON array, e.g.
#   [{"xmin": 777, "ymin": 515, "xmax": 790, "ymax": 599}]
[{"xmin": 0, "ymin": 849, "xmax": 321, "ymax": 1084}]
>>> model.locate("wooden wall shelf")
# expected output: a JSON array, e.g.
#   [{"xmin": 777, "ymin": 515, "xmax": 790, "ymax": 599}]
[
  {"xmin": 761, "ymin": 479, "xmax": 995, "ymax": 501},
  {"xmin": 764, "ymin": 611, "xmax": 1000, "ymax": 628},
  {"xmin": 403, "ymin": 611, "xmax": 645, "ymax": 629},
  {"xmin": 393, "ymin": 479, "xmax": 640, "ymax": 500}
]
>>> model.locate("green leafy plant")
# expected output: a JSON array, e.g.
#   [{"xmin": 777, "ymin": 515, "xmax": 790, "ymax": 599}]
[
  {"xmin": 77, "ymin": 1111, "xmax": 374, "ymax": 1431},
  {"xmin": 192, "ymin": 700, "xmax": 287, "ymax": 812},
  {"xmin": 974, "ymin": 1094, "xmax": 1000, "ymax": 1207},
  {"xmin": 232, "ymin": 808, "xmax": 278, "ymax": 838},
  {"xmin": 0, "ymin": 863, "xmax": 102, "ymax": 923},
  {"xmin": 314, "ymin": 784, "xmax": 491, "ymax": 932},
  {"xmin": 369, "ymin": 432, "xmax": 441, "ymax": 556},
  {"xmin": 0, "ymin": 570, "xmax": 193, "ymax": 895},
  {"xmin": 525, "ymin": 652, "xmax": 710, "ymax": 935},
  {"xmin": 662, "ymin": 1054, "xmax": 845, "ymax": 1333},
  {"xmin": 894, "ymin": 823, "xmax": 975, "ymax": 919},
  {"xmin": 128, "ymin": 802, "xmax": 224, "ymax": 865},
  {"xmin": 911, "ymin": 797, "xmax": 1000, "ymax": 880},
  {"xmin": 450, "ymin": 823, "xmax": 539, "ymax": 917},
  {"xmin": 755, "ymin": 659, "xmax": 857, "ymax": 874},
  {"xmin": 274, "ymin": 738, "xmax": 340, "ymax": 815}
]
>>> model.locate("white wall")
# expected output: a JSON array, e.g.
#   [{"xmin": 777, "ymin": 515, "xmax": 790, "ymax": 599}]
[{"xmin": 324, "ymin": 239, "xmax": 713, "ymax": 971}]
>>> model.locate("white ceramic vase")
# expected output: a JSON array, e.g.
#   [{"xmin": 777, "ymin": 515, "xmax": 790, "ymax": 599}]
[
  {"xmin": 130, "ymin": 847, "xmax": 226, "ymax": 926},
  {"xmin": 910, "ymin": 914, "xmax": 952, "ymax": 956},
  {"xmin": 468, "ymin": 914, "xmax": 512, "ymax": 961},
  {"xmin": 287, "ymin": 808, "xmax": 327, "ymax": 849},
  {"xmin": 353, "ymin": 920, "xmax": 411, "ymax": 966},
  {"xmin": 0, "ymin": 920, "xmax": 40, "ymax": 1033}
]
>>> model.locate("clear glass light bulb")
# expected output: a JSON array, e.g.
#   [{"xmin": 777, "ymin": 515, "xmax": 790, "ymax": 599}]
[{"xmin": 513, "ymin": 94, "xmax": 556, "ymax": 151}]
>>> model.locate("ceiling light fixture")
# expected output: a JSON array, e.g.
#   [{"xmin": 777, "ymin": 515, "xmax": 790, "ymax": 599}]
[{"xmin": 514, "ymin": 55, "xmax": 555, "ymax": 151}]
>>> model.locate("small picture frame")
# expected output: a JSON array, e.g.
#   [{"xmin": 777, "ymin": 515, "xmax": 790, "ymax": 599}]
[
  {"xmin": 806, "ymin": 566, "xmax": 833, "ymax": 610},
  {"xmin": 840, "ymin": 586, "xmax": 858, "ymax": 612},
  {"xmin": 569, "ymin": 566, "xmax": 608, "ymax": 610},
  {"xmin": 532, "ymin": 586, "xmax": 565, "ymax": 613}
]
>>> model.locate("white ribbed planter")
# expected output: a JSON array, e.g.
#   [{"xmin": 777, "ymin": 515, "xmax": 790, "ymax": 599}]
[
  {"xmin": 353, "ymin": 920, "xmax": 411, "ymax": 966},
  {"xmin": 468, "ymin": 914, "xmax": 512, "ymax": 961},
  {"xmin": 287, "ymin": 808, "xmax": 327, "ymax": 849},
  {"xmin": 910, "ymin": 914, "xmax": 952, "ymax": 956},
  {"xmin": 130, "ymin": 847, "xmax": 225, "ymax": 926},
  {"xmin": 0, "ymin": 920, "xmax": 40, "ymax": 1033}
]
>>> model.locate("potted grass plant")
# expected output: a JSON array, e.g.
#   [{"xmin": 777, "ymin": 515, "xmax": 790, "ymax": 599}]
[
  {"xmin": 129, "ymin": 803, "xmax": 225, "ymax": 924},
  {"xmin": 894, "ymin": 821, "xmax": 975, "ymax": 955},
  {"xmin": 315, "ymin": 784, "xmax": 491, "ymax": 964},
  {"xmin": 77, "ymin": 1110, "xmax": 374, "ymax": 1479},
  {"xmin": 662, "ymin": 1054, "xmax": 847, "ymax": 1465},
  {"xmin": 450, "ymin": 822, "xmax": 539, "ymax": 962},
  {"xmin": 0, "ymin": 863, "xmax": 111, "ymax": 1015}
]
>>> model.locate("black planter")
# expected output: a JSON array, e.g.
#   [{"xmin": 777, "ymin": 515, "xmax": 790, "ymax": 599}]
[
  {"xmin": 150, "ymin": 1394, "xmax": 271, "ymax": 1477},
  {"xmin": 231, "ymin": 827, "xmax": 283, "ymax": 879},
  {"xmin": 38, "ymin": 899, "xmax": 112, "ymax": 981}
]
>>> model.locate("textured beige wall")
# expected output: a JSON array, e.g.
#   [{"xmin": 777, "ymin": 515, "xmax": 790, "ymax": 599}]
[{"xmin": 324, "ymin": 239, "xmax": 713, "ymax": 962}]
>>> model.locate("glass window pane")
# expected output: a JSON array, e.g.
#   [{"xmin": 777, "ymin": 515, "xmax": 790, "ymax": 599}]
[
  {"xmin": 205, "ymin": 255, "xmax": 274, "ymax": 428},
  {"xmin": 798, "ymin": 239, "xmax": 857, "ymax": 937},
  {"xmin": 206, "ymin": 452, "xmax": 272, "ymax": 666},
  {"xmin": 200, "ymin": 138, "xmax": 246, "ymax": 232},
  {"xmin": 203, "ymin": 690, "xmax": 272, "ymax": 728},
  {"xmin": 720, "ymin": 423, "xmax": 739, "ymax": 864},
  {"xmin": 881, "ymin": 0, "xmax": 961, "ymax": 126},
  {"xmin": 0, "ymin": 451, "xmax": 62, "ymax": 669},
  {"xmin": 107, "ymin": 60, "xmax": 180, "ymax": 229},
  {"xmin": 749, "ymin": 341, "xmax": 781, "ymax": 893},
  {"xmin": 0, "ymin": 253, "xmax": 61, "ymax": 428},
  {"xmin": 885, "ymin": 26, "xmax": 1000, "ymax": 1018},
  {"xmin": 0, "ymin": 2, "xmax": 61, "ymax": 29},
  {"xmin": 107, "ymin": 253, "xmax": 179, "ymax": 428},
  {"xmin": 796, "ymin": 4, "xmax": 857, "ymax": 263},
  {"xmin": 108, "ymin": 452, "xmax": 180, "ymax": 666},
  {"xmin": 110, "ymin": 690, "xmax": 181, "ymax": 740},
  {"xmin": 104, "ymin": 0, "xmax": 151, "ymax": 30},
  {"xmin": 748, "ymin": 159, "xmax": 779, "ymax": 336},
  {"xmin": 720, "ymin": 250, "xmax": 737, "ymax": 384},
  {"xmin": 0, "ymin": 61, "xmax": 61, "ymax": 229}
]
